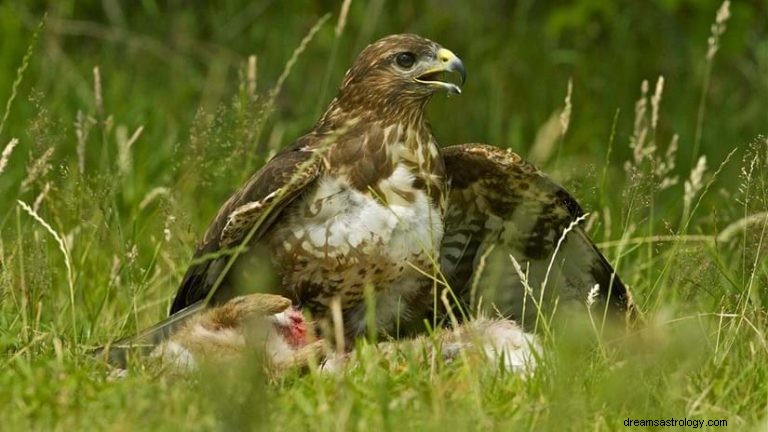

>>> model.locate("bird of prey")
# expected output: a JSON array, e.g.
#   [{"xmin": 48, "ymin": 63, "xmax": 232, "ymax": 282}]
[
  {"xmin": 109, "ymin": 34, "xmax": 630, "ymax": 364},
  {"xmin": 170, "ymin": 33, "xmax": 468, "ymax": 341}
]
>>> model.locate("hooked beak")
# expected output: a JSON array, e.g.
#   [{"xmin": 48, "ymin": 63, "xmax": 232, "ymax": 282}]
[{"xmin": 415, "ymin": 48, "xmax": 466, "ymax": 95}]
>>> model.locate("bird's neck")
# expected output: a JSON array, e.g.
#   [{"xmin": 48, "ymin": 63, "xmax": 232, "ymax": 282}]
[{"xmin": 317, "ymin": 89, "xmax": 431, "ymax": 132}]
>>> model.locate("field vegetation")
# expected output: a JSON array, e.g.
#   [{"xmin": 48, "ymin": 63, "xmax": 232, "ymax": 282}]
[{"xmin": 0, "ymin": 1, "xmax": 766, "ymax": 430}]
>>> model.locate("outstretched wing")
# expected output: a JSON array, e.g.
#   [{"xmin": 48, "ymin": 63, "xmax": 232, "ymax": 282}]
[
  {"xmin": 169, "ymin": 136, "xmax": 323, "ymax": 314},
  {"xmin": 440, "ymin": 144, "xmax": 630, "ymax": 326}
]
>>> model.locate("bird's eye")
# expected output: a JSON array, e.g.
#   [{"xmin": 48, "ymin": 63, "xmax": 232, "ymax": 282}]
[{"xmin": 395, "ymin": 52, "xmax": 416, "ymax": 69}]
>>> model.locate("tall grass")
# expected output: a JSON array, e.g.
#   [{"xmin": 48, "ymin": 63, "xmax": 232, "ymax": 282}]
[{"xmin": 0, "ymin": 0, "xmax": 766, "ymax": 430}]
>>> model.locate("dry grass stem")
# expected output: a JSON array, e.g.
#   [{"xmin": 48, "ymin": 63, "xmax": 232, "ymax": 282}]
[
  {"xmin": 0, "ymin": 137, "xmax": 19, "ymax": 175},
  {"xmin": 330, "ymin": 297, "xmax": 345, "ymax": 354},
  {"xmin": 269, "ymin": 14, "xmax": 331, "ymax": 107},
  {"xmin": 707, "ymin": 1, "xmax": 731, "ymax": 61},
  {"xmin": 138, "ymin": 187, "xmax": 170, "ymax": 210},
  {"xmin": 335, "ymin": 0, "xmax": 353, "ymax": 36},
  {"xmin": 21, "ymin": 147, "xmax": 54, "ymax": 192},
  {"xmin": 684, "ymin": 155, "xmax": 708, "ymax": 219},
  {"xmin": 650, "ymin": 76, "xmax": 664, "ymax": 132},
  {"xmin": 17, "ymin": 199, "xmax": 77, "ymax": 341},
  {"xmin": 0, "ymin": 18, "xmax": 43, "ymax": 139},
  {"xmin": 559, "ymin": 78, "xmax": 573, "ymax": 137},
  {"xmin": 74, "ymin": 110, "xmax": 94, "ymax": 174},
  {"xmin": 93, "ymin": 66, "xmax": 104, "ymax": 118},
  {"xmin": 541, "ymin": 213, "xmax": 589, "ymax": 296},
  {"xmin": 117, "ymin": 125, "xmax": 144, "ymax": 176},
  {"xmin": 32, "ymin": 182, "xmax": 50, "ymax": 212}
]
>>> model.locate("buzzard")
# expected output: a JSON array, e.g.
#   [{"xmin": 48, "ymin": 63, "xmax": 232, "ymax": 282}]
[
  {"xmin": 170, "ymin": 33, "xmax": 467, "ymax": 341},
  {"xmin": 104, "ymin": 34, "xmax": 630, "ymax": 365}
]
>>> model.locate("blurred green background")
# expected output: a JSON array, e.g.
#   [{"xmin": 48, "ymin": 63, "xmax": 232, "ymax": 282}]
[{"xmin": 1, "ymin": 0, "xmax": 766, "ymax": 204}]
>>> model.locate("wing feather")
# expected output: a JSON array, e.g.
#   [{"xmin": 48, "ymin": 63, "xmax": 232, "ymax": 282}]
[
  {"xmin": 440, "ymin": 144, "xmax": 630, "ymax": 325},
  {"xmin": 169, "ymin": 136, "xmax": 323, "ymax": 314}
]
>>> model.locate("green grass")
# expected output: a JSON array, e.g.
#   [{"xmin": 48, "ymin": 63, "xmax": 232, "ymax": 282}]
[{"xmin": 1, "ymin": 1, "xmax": 767, "ymax": 430}]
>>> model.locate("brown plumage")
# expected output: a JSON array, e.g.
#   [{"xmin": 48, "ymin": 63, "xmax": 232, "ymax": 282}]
[
  {"xmin": 170, "ymin": 34, "xmax": 467, "ymax": 342},
  {"xmin": 102, "ymin": 35, "xmax": 632, "ymax": 369},
  {"xmin": 439, "ymin": 144, "xmax": 631, "ymax": 327}
]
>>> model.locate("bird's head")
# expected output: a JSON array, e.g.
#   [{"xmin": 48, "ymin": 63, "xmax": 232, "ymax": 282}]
[{"xmin": 330, "ymin": 34, "xmax": 466, "ymax": 120}]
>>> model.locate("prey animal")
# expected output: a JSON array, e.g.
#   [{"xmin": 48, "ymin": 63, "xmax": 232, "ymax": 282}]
[{"xmin": 148, "ymin": 293, "xmax": 540, "ymax": 377}]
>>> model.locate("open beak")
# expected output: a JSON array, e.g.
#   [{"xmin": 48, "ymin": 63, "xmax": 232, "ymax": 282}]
[{"xmin": 415, "ymin": 48, "xmax": 466, "ymax": 95}]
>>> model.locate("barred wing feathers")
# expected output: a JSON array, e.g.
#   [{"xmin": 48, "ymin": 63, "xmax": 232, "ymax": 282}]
[
  {"xmin": 440, "ymin": 144, "xmax": 630, "ymax": 325},
  {"xmin": 170, "ymin": 138, "xmax": 323, "ymax": 314}
]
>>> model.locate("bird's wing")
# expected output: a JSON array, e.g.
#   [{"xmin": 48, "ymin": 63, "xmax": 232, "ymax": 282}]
[
  {"xmin": 169, "ymin": 136, "xmax": 324, "ymax": 314},
  {"xmin": 440, "ymin": 144, "xmax": 630, "ymax": 326}
]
